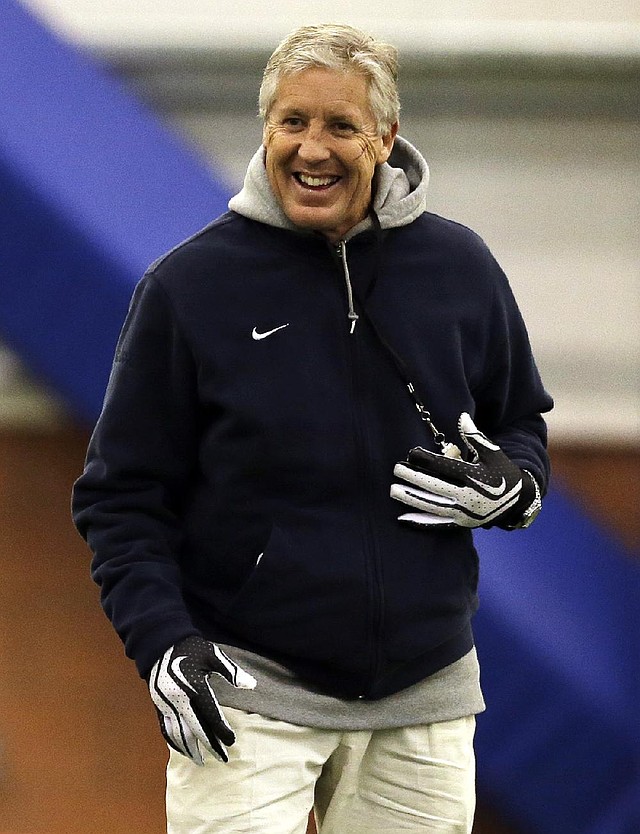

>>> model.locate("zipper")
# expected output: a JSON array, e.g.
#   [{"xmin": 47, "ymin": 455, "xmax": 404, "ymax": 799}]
[
  {"xmin": 352, "ymin": 335, "xmax": 385, "ymax": 694},
  {"xmin": 334, "ymin": 240, "xmax": 384, "ymax": 693}
]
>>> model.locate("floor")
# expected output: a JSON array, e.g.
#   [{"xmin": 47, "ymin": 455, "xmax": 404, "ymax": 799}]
[{"xmin": 0, "ymin": 430, "xmax": 636, "ymax": 833}]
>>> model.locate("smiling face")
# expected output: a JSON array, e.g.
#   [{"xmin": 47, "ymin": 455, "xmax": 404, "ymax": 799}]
[{"xmin": 263, "ymin": 67, "xmax": 397, "ymax": 242}]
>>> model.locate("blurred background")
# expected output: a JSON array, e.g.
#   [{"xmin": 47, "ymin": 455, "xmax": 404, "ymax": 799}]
[{"xmin": 0, "ymin": 1, "xmax": 638, "ymax": 833}]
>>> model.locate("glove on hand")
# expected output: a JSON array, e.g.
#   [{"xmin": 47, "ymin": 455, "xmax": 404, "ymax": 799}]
[
  {"xmin": 391, "ymin": 412, "xmax": 538, "ymax": 529},
  {"xmin": 149, "ymin": 635, "xmax": 256, "ymax": 765}
]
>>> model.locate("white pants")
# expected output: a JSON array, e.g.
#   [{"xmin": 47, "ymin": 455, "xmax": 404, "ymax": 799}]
[{"xmin": 166, "ymin": 707, "xmax": 476, "ymax": 834}]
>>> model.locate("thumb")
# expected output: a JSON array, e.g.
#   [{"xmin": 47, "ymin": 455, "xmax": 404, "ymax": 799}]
[
  {"xmin": 208, "ymin": 644, "xmax": 257, "ymax": 690},
  {"xmin": 457, "ymin": 412, "xmax": 501, "ymax": 462}
]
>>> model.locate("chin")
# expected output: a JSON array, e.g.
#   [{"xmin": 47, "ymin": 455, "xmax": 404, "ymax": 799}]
[{"xmin": 287, "ymin": 207, "xmax": 339, "ymax": 234}]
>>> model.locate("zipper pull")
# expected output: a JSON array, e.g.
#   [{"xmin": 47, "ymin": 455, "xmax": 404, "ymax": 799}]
[{"xmin": 338, "ymin": 240, "xmax": 359, "ymax": 335}]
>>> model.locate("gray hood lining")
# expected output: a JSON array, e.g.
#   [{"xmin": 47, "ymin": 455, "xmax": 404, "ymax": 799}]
[{"xmin": 228, "ymin": 135, "xmax": 429, "ymax": 240}]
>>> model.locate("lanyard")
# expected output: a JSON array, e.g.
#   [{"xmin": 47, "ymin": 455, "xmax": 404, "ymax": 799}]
[
  {"xmin": 358, "ymin": 305, "xmax": 457, "ymax": 455},
  {"xmin": 337, "ymin": 217, "xmax": 462, "ymax": 459},
  {"xmin": 330, "ymin": 218, "xmax": 461, "ymax": 458}
]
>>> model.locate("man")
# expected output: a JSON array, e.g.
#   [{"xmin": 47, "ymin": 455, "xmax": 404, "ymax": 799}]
[{"xmin": 73, "ymin": 23, "xmax": 552, "ymax": 834}]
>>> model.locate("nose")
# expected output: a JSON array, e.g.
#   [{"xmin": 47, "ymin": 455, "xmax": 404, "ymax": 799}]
[{"xmin": 297, "ymin": 126, "xmax": 331, "ymax": 165}]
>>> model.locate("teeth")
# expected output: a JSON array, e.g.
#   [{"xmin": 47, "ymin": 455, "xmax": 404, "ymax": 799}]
[{"xmin": 298, "ymin": 173, "xmax": 338, "ymax": 187}]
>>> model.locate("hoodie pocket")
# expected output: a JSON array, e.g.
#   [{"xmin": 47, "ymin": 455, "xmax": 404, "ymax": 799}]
[
  {"xmin": 221, "ymin": 522, "xmax": 290, "ymax": 623},
  {"xmin": 219, "ymin": 522, "xmax": 344, "ymax": 656},
  {"xmin": 218, "ymin": 519, "xmax": 370, "ymax": 670}
]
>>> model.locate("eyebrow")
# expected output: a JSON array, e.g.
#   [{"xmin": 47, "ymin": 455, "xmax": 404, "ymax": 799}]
[
  {"xmin": 276, "ymin": 108, "xmax": 362, "ymax": 130},
  {"xmin": 275, "ymin": 102, "xmax": 360, "ymax": 120}
]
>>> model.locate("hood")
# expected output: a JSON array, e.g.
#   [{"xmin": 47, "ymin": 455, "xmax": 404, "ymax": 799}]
[{"xmin": 228, "ymin": 135, "xmax": 429, "ymax": 240}]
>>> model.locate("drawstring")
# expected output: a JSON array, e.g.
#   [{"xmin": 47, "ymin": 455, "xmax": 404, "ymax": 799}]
[{"xmin": 337, "ymin": 240, "xmax": 359, "ymax": 334}]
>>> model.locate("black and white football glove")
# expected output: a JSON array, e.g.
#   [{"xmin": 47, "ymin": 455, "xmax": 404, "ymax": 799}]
[
  {"xmin": 149, "ymin": 636, "xmax": 256, "ymax": 765},
  {"xmin": 391, "ymin": 412, "xmax": 541, "ymax": 529}
]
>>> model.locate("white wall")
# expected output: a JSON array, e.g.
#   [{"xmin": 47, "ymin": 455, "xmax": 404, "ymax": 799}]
[
  {"xmin": 3, "ymin": 1, "xmax": 639, "ymax": 442},
  {"xmin": 18, "ymin": 0, "xmax": 640, "ymax": 51}
]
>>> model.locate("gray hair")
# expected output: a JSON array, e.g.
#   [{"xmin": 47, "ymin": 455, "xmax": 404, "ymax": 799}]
[{"xmin": 259, "ymin": 24, "xmax": 400, "ymax": 136}]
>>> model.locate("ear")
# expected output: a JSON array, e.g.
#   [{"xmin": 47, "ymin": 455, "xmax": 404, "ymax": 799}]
[{"xmin": 377, "ymin": 121, "xmax": 399, "ymax": 164}]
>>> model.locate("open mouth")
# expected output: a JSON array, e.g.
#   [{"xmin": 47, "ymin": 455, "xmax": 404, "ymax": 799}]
[{"xmin": 294, "ymin": 172, "xmax": 341, "ymax": 189}]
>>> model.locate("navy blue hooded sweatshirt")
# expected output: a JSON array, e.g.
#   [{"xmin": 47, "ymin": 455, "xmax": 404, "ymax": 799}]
[{"xmin": 72, "ymin": 137, "xmax": 552, "ymax": 700}]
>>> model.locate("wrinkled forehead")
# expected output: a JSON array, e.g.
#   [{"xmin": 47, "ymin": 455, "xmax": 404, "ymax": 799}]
[{"xmin": 269, "ymin": 67, "xmax": 375, "ymax": 120}]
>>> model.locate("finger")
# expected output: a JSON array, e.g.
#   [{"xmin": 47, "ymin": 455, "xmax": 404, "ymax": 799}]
[
  {"xmin": 398, "ymin": 511, "xmax": 456, "ymax": 527},
  {"xmin": 404, "ymin": 449, "xmax": 473, "ymax": 485},
  {"xmin": 458, "ymin": 412, "xmax": 495, "ymax": 446},
  {"xmin": 162, "ymin": 711, "xmax": 204, "ymax": 764},
  {"xmin": 391, "ymin": 483, "xmax": 457, "ymax": 514},
  {"xmin": 151, "ymin": 676, "xmax": 195, "ymax": 760},
  {"xmin": 192, "ymin": 728, "xmax": 230, "ymax": 764},
  {"xmin": 458, "ymin": 412, "xmax": 501, "ymax": 458},
  {"xmin": 157, "ymin": 680, "xmax": 225, "ymax": 763},
  {"xmin": 188, "ymin": 713, "xmax": 231, "ymax": 764},
  {"xmin": 207, "ymin": 735, "xmax": 230, "ymax": 764},
  {"xmin": 393, "ymin": 463, "xmax": 464, "ymax": 499},
  {"xmin": 211, "ymin": 645, "xmax": 257, "ymax": 690},
  {"xmin": 158, "ymin": 712, "xmax": 189, "ymax": 758},
  {"xmin": 177, "ymin": 703, "xmax": 222, "ymax": 765},
  {"xmin": 177, "ymin": 718, "xmax": 205, "ymax": 766},
  {"xmin": 189, "ymin": 682, "xmax": 236, "ymax": 751}
]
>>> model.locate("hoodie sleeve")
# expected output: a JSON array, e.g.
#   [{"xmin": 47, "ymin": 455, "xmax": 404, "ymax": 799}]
[
  {"xmin": 472, "ymin": 260, "xmax": 554, "ymax": 495},
  {"xmin": 72, "ymin": 273, "xmax": 201, "ymax": 678}
]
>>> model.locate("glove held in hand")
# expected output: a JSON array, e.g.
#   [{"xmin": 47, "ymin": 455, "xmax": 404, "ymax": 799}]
[{"xmin": 391, "ymin": 412, "xmax": 539, "ymax": 529}]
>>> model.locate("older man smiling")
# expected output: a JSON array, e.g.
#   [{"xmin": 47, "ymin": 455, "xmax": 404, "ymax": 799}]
[
  {"xmin": 262, "ymin": 66, "xmax": 396, "ymax": 241},
  {"xmin": 73, "ymin": 23, "xmax": 553, "ymax": 834}
]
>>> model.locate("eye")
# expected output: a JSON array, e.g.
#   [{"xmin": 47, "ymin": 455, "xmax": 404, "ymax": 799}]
[
  {"xmin": 333, "ymin": 121, "xmax": 356, "ymax": 134},
  {"xmin": 282, "ymin": 116, "xmax": 304, "ymax": 129}
]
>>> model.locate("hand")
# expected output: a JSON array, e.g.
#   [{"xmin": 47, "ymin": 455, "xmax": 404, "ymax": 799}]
[
  {"xmin": 149, "ymin": 636, "xmax": 256, "ymax": 765},
  {"xmin": 391, "ymin": 412, "xmax": 539, "ymax": 529}
]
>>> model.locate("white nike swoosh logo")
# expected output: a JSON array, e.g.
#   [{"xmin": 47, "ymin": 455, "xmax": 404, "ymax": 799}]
[
  {"xmin": 252, "ymin": 324, "xmax": 289, "ymax": 340},
  {"xmin": 170, "ymin": 656, "xmax": 198, "ymax": 694},
  {"xmin": 468, "ymin": 476, "xmax": 507, "ymax": 496}
]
